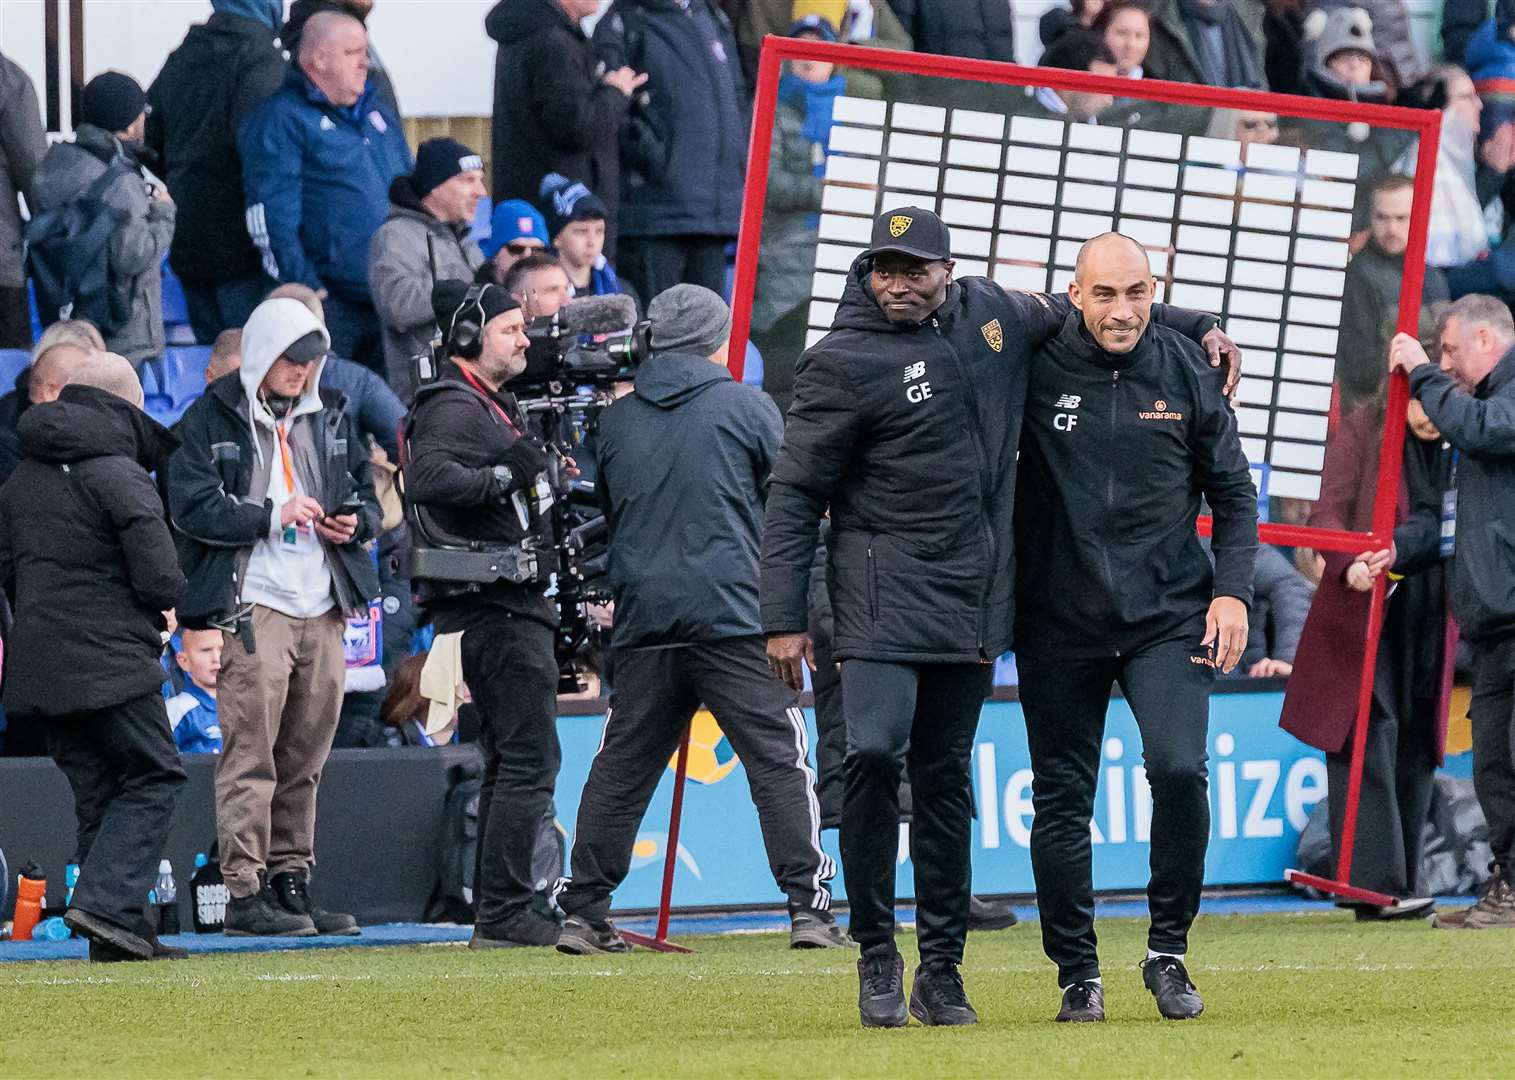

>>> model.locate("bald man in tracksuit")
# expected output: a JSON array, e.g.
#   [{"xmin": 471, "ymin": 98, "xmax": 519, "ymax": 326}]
[
  {"xmin": 1015, "ymin": 233, "xmax": 1258, "ymax": 1024},
  {"xmin": 762, "ymin": 208, "xmax": 1232, "ymax": 1030}
]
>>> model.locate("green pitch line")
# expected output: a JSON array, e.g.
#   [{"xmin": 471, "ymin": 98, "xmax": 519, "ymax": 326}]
[{"xmin": 0, "ymin": 911, "xmax": 1505, "ymax": 1079}]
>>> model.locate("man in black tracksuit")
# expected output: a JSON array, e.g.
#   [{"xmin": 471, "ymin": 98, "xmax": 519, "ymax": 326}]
[
  {"xmin": 555, "ymin": 284, "xmax": 845, "ymax": 955},
  {"xmin": 761, "ymin": 208, "xmax": 1229, "ymax": 1029},
  {"xmin": 1015, "ymin": 233, "xmax": 1257, "ymax": 1024},
  {"xmin": 403, "ymin": 280, "xmax": 564, "ymax": 949}
]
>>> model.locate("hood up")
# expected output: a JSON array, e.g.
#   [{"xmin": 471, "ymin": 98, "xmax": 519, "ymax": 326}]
[
  {"xmin": 17, "ymin": 383, "xmax": 178, "ymax": 472},
  {"xmin": 486, "ymin": 0, "xmax": 577, "ymax": 45},
  {"xmin": 633, "ymin": 352, "xmax": 731, "ymax": 408},
  {"xmin": 211, "ymin": 0, "xmax": 285, "ymax": 32},
  {"xmin": 239, "ymin": 298, "xmax": 331, "ymax": 457}
]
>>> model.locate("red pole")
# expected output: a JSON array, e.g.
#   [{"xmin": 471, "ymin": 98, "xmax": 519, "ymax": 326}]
[
  {"xmin": 655, "ymin": 726, "xmax": 692, "ymax": 942},
  {"xmin": 1334, "ymin": 577, "xmax": 1387, "ymax": 883}
]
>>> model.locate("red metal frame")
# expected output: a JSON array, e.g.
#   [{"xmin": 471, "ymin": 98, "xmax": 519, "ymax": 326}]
[
  {"xmin": 731, "ymin": 39, "xmax": 1444, "ymax": 911},
  {"xmin": 620, "ymin": 726, "xmax": 694, "ymax": 954}
]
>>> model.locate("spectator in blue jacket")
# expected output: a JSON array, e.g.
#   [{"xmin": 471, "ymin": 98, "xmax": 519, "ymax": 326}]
[
  {"xmin": 594, "ymin": 0, "xmax": 748, "ymax": 301},
  {"xmin": 238, "ymin": 10, "xmax": 412, "ymax": 373},
  {"xmin": 167, "ymin": 628, "xmax": 224, "ymax": 754},
  {"xmin": 539, "ymin": 172, "xmax": 628, "ymax": 302}
]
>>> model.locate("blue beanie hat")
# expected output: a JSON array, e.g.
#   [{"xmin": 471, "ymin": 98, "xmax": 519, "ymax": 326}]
[{"xmin": 482, "ymin": 200, "xmax": 549, "ymax": 259}]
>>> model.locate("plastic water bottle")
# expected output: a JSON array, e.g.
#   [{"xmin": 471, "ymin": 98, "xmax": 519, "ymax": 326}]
[
  {"xmin": 191, "ymin": 853, "xmax": 227, "ymax": 934},
  {"xmin": 64, "ymin": 863, "xmax": 79, "ymax": 907},
  {"xmin": 12, "ymin": 863, "xmax": 46, "ymax": 941},
  {"xmin": 155, "ymin": 860, "xmax": 179, "ymax": 936}
]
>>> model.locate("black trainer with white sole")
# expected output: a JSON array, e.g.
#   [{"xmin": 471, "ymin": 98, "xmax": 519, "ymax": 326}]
[
  {"xmin": 557, "ymin": 913, "xmax": 633, "ymax": 954},
  {"xmin": 789, "ymin": 904, "xmax": 853, "ymax": 949},
  {"xmin": 1141, "ymin": 955, "xmax": 1204, "ymax": 1020}
]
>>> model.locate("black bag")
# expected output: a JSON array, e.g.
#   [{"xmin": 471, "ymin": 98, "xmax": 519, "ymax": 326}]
[
  {"xmin": 25, "ymin": 162, "xmax": 133, "ymax": 335},
  {"xmin": 427, "ymin": 756, "xmax": 482, "ymax": 924}
]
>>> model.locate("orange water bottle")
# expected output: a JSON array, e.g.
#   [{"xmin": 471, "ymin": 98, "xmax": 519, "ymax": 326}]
[{"xmin": 12, "ymin": 863, "xmax": 46, "ymax": 942}]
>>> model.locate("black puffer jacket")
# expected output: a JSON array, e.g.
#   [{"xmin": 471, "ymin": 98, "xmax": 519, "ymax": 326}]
[
  {"xmin": 1015, "ymin": 316, "xmax": 1258, "ymax": 660},
  {"xmin": 595, "ymin": 351, "xmax": 782, "ymax": 649},
  {"xmin": 145, "ymin": 6, "xmax": 286, "ymax": 286},
  {"xmin": 886, "ymin": 0, "xmax": 1014, "ymax": 63},
  {"xmin": 0, "ymin": 385, "xmax": 185, "ymax": 716},
  {"xmin": 487, "ymin": 0, "xmax": 628, "ymax": 240},
  {"xmin": 762, "ymin": 261, "xmax": 1220, "ymax": 663}
]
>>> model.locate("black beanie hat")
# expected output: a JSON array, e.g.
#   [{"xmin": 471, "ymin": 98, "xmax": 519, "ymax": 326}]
[
  {"xmin": 413, "ymin": 137, "xmax": 484, "ymax": 198},
  {"xmin": 81, "ymin": 71, "xmax": 147, "ymax": 134},
  {"xmin": 432, "ymin": 279, "xmax": 520, "ymax": 340},
  {"xmin": 538, "ymin": 172, "xmax": 609, "ymax": 242}
]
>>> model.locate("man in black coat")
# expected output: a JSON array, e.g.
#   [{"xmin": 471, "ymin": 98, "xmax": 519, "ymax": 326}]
[
  {"xmin": 1392, "ymin": 294, "xmax": 1515, "ymax": 930},
  {"xmin": 761, "ymin": 207, "xmax": 1233, "ymax": 1029},
  {"xmin": 0, "ymin": 353, "xmax": 187, "ymax": 962},
  {"xmin": 487, "ymin": 0, "xmax": 645, "ymax": 258},
  {"xmin": 403, "ymin": 280, "xmax": 564, "ymax": 949},
  {"xmin": 167, "ymin": 296, "xmax": 379, "ymax": 938},
  {"xmin": 1014, "ymin": 233, "xmax": 1257, "ymax": 1024},
  {"xmin": 554, "ymin": 285, "xmax": 845, "ymax": 955},
  {"xmin": 145, "ymin": 0, "xmax": 287, "ymax": 342},
  {"xmin": 595, "ymin": 0, "xmax": 748, "ymax": 300}
]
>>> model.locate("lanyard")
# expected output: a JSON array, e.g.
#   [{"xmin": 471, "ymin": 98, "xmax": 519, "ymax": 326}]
[
  {"xmin": 275, "ymin": 421, "xmax": 296, "ymax": 494},
  {"xmin": 456, "ymin": 365, "xmax": 521, "ymax": 437}
]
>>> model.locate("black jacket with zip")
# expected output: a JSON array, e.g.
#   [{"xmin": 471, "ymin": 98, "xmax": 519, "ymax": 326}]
[
  {"xmin": 1014, "ymin": 315, "xmax": 1258, "ymax": 660},
  {"xmin": 166, "ymin": 373, "xmax": 380, "ymax": 629},
  {"xmin": 595, "ymin": 350, "xmax": 783, "ymax": 649},
  {"xmin": 760, "ymin": 258, "xmax": 1219, "ymax": 663}
]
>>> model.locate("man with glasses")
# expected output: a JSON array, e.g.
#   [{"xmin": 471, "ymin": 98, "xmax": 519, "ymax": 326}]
[{"xmin": 761, "ymin": 206, "xmax": 1236, "ymax": 1029}]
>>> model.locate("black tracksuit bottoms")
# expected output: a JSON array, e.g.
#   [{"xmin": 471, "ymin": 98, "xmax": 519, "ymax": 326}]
[
  {"xmin": 461, "ymin": 610, "xmax": 563, "ymax": 927},
  {"xmin": 44, "ymin": 693, "xmax": 188, "ymax": 934},
  {"xmin": 1018, "ymin": 634, "xmax": 1214, "ymax": 986},
  {"xmin": 840, "ymin": 659, "xmax": 993, "ymax": 968},
  {"xmin": 1469, "ymin": 633, "xmax": 1515, "ymax": 872},
  {"xmin": 557, "ymin": 635, "xmax": 834, "ymax": 922}
]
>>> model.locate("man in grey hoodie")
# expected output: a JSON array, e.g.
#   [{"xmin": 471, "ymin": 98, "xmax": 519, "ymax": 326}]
[{"xmin": 29, "ymin": 73, "xmax": 174, "ymax": 371}]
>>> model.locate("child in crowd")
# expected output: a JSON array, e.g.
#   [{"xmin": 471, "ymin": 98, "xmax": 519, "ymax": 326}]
[
  {"xmin": 480, "ymin": 199, "xmax": 549, "ymax": 287},
  {"xmin": 537, "ymin": 173, "xmax": 627, "ymax": 301},
  {"xmin": 166, "ymin": 628, "xmax": 223, "ymax": 754}
]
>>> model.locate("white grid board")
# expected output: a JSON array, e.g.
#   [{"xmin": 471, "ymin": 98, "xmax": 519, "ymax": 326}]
[{"xmin": 804, "ymin": 96, "xmax": 1367, "ymax": 503}]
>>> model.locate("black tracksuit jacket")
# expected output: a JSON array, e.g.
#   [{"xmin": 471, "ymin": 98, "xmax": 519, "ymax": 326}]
[
  {"xmin": 1014, "ymin": 316, "xmax": 1259, "ymax": 660},
  {"xmin": 760, "ymin": 259, "xmax": 1218, "ymax": 663}
]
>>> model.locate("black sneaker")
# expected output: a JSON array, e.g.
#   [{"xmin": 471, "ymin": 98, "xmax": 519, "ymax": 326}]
[
  {"xmin": 968, "ymin": 895, "xmax": 1019, "ymax": 931},
  {"xmin": 1354, "ymin": 897, "xmax": 1435, "ymax": 922},
  {"xmin": 909, "ymin": 962, "xmax": 978, "ymax": 1026},
  {"xmin": 470, "ymin": 907, "xmax": 562, "ymax": 950},
  {"xmin": 789, "ymin": 903, "xmax": 853, "ymax": 949},
  {"xmin": 557, "ymin": 913, "xmax": 632, "ymax": 954},
  {"xmin": 89, "ymin": 937, "xmax": 189, "ymax": 963},
  {"xmin": 1055, "ymin": 980, "xmax": 1106, "ymax": 1022},
  {"xmin": 857, "ymin": 948, "xmax": 908, "ymax": 1028},
  {"xmin": 64, "ymin": 908, "xmax": 153, "ymax": 959},
  {"xmin": 270, "ymin": 870, "xmax": 360, "ymax": 936},
  {"xmin": 223, "ymin": 876, "xmax": 317, "ymax": 937},
  {"xmin": 1141, "ymin": 955, "xmax": 1204, "ymax": 1020}
]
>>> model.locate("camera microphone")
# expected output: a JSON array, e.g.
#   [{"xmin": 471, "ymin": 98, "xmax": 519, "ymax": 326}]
[{"xmin": 558, "ymin": 294, "xmax": 639, "ymax": 337}]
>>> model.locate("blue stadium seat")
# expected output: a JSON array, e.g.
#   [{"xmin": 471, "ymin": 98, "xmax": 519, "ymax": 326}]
[
  {"xmin": 160, "ymin": 258, "xmax": 199, "ymax": 346},
  {"xmin": 26, "ymin": 281, "xmax": 41, "ymax": 340},
  {"xmin": 0, "ymin": 348, "xmax": 30, "ymax": 393},
  {"xmin": 742, "ymin": 339, "xmax": 763, "ymax": 387}
]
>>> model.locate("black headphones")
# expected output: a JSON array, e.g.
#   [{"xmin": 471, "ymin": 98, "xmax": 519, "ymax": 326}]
[{"xmin": 447, "ymin": 284, "xmax": 491, "ymax": 360}]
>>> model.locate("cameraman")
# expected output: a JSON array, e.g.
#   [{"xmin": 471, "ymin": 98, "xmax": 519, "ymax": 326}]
[
  {"xmin": 555, "ymin": 285, "xmax": 845, "ymax": 954},
  {"xmin": 404, "ymin": 279, "xmax": 562, "ymax": 949}
]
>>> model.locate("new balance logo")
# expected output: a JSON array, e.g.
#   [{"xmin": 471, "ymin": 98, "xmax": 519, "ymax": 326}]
[
  {"xmin": 903, "ymin": 362, "xmax": 926, "ymax": 383},
  {"xmin": 1054, "ymin": 394, "xmax": 1082, "ymax": 409}
]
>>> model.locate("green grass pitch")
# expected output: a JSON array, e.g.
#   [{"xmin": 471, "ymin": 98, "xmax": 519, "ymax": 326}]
[{"xmin": 0, "ymin": 911, "xmax": 1504, "ymax": 1078}]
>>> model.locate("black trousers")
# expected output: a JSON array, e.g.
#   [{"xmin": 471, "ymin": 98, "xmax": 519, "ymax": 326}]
[
  {"xmin": 0, "ymin": 284, "xmax": 32, "ymax": 349},
  {"xmin": 558, "ymin": 636, "xmax": 833, "ymax": 922},
  {"xmin": 1019, "ymin": 634, "xmax": 1213, "ymax": 986},
  {"xmin": 840, "ymin": 659, "xmax": 992, "ymax": 968},
  {"xmin": 1470, "ymin": 633, "xmax": 1515, "ymax": 871},
  {"xmin": 461, "ymin": 610, "xmax": 562, "ymax": 926},
  {"xmin": 1325, "ymin": 651, "xmax": 1437, "ymax": 898},
  {"xmin": 617, "ymin": 235, "xmax": 728, "ymax": 305},
  {"xmin": 44, "ymin": 693, "xmax": 187, "ymax": 933},
  {"xmin": 181, "ymin": 272, "xmax": 271, "ymax": 344}
]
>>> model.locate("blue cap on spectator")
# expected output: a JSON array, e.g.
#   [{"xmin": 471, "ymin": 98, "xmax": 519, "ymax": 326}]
[
  {"xmin": 789, "ymin": 14, "xmax": 838, "ymax": 41},
  {"xmin": 482, "ymin": 199, "xmax": 549, "ymax": 260}
]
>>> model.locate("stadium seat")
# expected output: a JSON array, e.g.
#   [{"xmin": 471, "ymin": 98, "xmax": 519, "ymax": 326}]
[
  {"xmin": 742, "ymin": 339, "xmax": 763, "ymax": 387},
  {"xmin": 160, "ymin": 258, "xmax": 199, "ymax": 345},
  {"xmin": 0, "ymin": 348, "xmax": 30, "ymax": 393},
  {"xmin": 26, "ymin": 280, "xmax": 41, "ymax": 340}
]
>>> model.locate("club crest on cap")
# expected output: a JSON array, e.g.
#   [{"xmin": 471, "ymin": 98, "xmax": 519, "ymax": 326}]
[
  {"xmin": 981, "ymin": 319, "xmax": 1003, "ymax": 352},
  {"xmin": 889, "ymin": 214, "xmax": 913, "ymax": 238}
]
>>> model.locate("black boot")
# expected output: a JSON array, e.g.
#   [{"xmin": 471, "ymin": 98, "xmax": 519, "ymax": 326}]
[
  {"xmin": 271, "ymin": 869, "xmax": 360, "ymax": 936},
  {"xmin": 223, "ymin": 873, "xmax": 317, "ymax": 937}
]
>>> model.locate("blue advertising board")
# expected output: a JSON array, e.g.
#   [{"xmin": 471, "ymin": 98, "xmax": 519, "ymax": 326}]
[{"xmin": 553, "ymin": 690, "xmax": 1328, "ymax": 910}]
